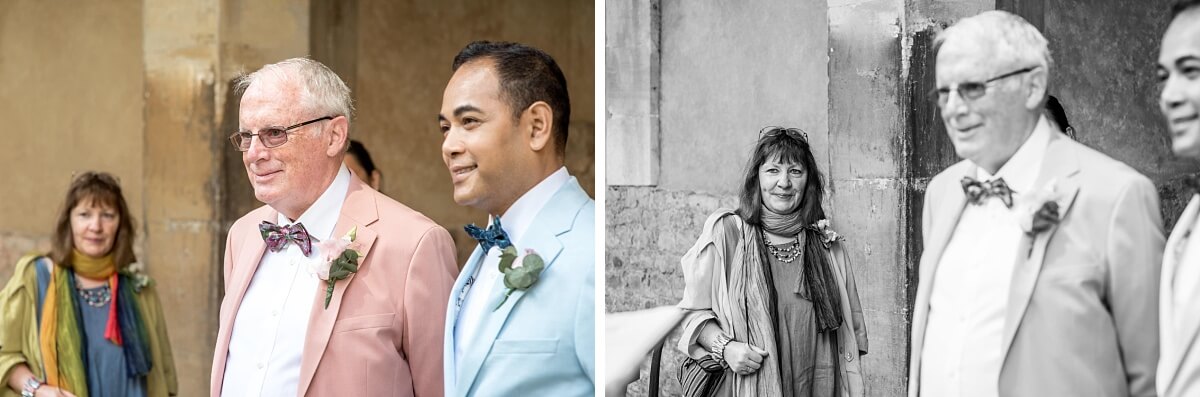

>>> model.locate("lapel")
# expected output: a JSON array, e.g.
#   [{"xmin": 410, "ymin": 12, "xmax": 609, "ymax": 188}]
[
  {"xmin": 1000, "ymin": 132, "xmax": 1082, "ymax": 359},
  {"xmin": 211, "ymin": 207, "xmax": 274, "ymax": 394},
  {"xmin": 1164, "ymin": 194, "xmax": 1200, "ymax": 390},
  {"xmin": 454, "ymin": 179, "xmax": 587, "ymax": 397},
  {"xmin": 445, "ymin": 245, "xmax": 485, "ymax": 388},
  {"xmin": 296, "ymin": 179, "xmax": 380, "ymax": 396},
  {"xmin": 909, "ymin": 162, "xmax": 972, "ymax": 397}
]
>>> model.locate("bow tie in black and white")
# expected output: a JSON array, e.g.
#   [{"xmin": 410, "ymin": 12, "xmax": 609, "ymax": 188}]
[{"xmin": 960, "ymin": 176, "xmax": 1015, "ymax": 208}]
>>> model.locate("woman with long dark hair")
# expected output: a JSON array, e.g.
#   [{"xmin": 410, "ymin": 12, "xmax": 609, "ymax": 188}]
[{"xmin": 677, "ymin": 127, "xmax": 867, "ymax": 396}]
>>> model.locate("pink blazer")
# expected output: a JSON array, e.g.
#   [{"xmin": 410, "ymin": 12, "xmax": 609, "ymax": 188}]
[{"xmin": 211, "ymin": 177, "xmax": 459, "ymax": 396}]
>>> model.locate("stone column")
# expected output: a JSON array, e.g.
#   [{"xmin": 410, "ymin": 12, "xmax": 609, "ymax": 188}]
[{"xmin": 142, "ymin": 1, "xmax": 221, "ymax": 394}]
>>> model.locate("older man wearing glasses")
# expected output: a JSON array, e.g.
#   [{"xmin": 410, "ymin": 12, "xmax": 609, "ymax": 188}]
[
  {"xmin": 907, "ymin": 11, "xmax": 1163, "ymax": 397},
  {"xmin": 210, "ymin": 58, "xmax": 458, "ymax": 397}
]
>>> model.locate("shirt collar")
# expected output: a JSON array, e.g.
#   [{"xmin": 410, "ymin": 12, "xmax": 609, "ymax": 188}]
[
  {"xmin": 975, "ymin": 116, "xmax": 1051, "ymax": 194},
  {"xmin": 276, "ymin": 165, "xmax": 352, "ymax": 241},
  {"xmin": 492, "ymin": 167, "xmax": 570, "ymax": 246}
]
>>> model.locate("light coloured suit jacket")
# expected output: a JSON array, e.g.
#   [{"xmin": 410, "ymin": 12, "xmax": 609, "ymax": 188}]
[
  {"xmin": 1159, "ymin": 194, "xmax": 1200, "ymax": 397},
  {"xmin": 211, "ymin": 177, "xmax": 459, "ymax": 397},
  {"xmin": 908, "ymin": 132, "xmax": 1164, "ymax": 397},
  {"xmin": 443, "ymin": 177, "xmax": 596, "ymax": 397}
]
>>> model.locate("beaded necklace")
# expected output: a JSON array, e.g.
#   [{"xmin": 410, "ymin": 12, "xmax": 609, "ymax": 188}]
[
  {"xmin": 765, "ymin": 238, "xmax": 802, "ymax": 263},
  {"xmin": 76, "ymin": 282, "xmax": 112, "ymax": 307}
]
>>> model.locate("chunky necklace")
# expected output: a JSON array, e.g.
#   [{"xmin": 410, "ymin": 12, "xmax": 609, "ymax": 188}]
[
  {"xmin": 76, "ymin": 283, "xmax": 112, "ymax": 307},
  {"xmin": 765, "ymin": 238, "xmax": 802, "ymax": 263}
]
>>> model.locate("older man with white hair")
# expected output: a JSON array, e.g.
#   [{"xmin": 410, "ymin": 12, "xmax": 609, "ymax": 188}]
[
  {"xmin": 908, "ymin": 10, "xmax": 1164, "ymax": 397},
  {"xmin": 210, "ymin": 58, "xmax": 458, "ymax": 397}
]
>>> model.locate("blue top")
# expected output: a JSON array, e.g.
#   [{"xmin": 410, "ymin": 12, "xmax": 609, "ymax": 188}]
[{"xmin": 35, "ymin": 259, "xmax": 146, "ymax": 397}]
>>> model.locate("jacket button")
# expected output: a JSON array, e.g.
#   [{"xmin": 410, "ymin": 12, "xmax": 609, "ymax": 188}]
[{"xmin": 845, "ymin": 352, "xmax": 853, "ymax": 362}]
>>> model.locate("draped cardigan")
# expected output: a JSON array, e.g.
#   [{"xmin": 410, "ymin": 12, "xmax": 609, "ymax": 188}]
[
  {"xmin": 0, "ymin": 254, "xmax": 177, "ymax": 397},
  {"xmin": 677, "ymin": 209, "xmax": 868, "ymax": 397}
]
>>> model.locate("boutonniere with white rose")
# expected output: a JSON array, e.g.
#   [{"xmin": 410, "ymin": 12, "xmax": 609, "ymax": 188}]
[
  {"xmin": 307, "ymin": 226, "xmax": 362, "ymax": 309},
  {"xmin": 1018, "ymin": 179, "xmax": 1063, "ymax": 237},
  {"xmin": 493, "ymin": 246, "xmax": 545, "ymax": 311},
  {"xmin": 807, "ymin": 219, "xmax": 844, "ymax": 249}
]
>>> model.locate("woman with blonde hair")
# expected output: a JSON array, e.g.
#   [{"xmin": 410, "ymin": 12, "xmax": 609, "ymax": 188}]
[{"xmin": 0, "ymin": 172, "xmax": 176, "ymax": 397}]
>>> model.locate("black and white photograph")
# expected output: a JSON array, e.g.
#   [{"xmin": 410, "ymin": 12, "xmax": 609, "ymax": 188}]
[{"xmin": 604, "ymin": 0, "xmax": 1200, "ymax": 396}]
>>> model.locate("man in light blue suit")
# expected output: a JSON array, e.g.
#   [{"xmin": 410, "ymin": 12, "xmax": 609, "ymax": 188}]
[{"xmin": 437, "ymin": 40, "xmax": 595, "ymax": 397}]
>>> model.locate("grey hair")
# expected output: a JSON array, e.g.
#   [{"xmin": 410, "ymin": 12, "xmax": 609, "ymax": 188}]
[
  {"xmin": 935, "ymin": 11, "xmax": 1054, "ymax": 88},
  {"xmin": 234, "ymin": 57, "xmax": 355, "ymax": 122}
]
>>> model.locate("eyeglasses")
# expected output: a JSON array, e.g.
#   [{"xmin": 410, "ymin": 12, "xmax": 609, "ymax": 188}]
[
  {"xmin": 930, "ymin": 66, "xmax": 1039, "ymax": 107},
  {"xmin": 229, "ymin": 116, "xmax": 333, "ymax": 151},
  {"xmin": 759, "ymin": 126, "xmax": 809, "ymax": 142}
]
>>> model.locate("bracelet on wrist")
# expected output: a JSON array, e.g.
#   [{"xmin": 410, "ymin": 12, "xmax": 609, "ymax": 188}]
[
  {"xmin": 709, "ymin": 334, "xmax": 734, "ymax": 363},
  {"xmin": 21, "ymin": 377, "xmax": 42, "ymax": 397}
]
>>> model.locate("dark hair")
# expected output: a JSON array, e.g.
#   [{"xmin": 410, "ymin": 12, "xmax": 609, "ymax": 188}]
[
  {"xmin": 737, "ymin": 128, "xmax": 843, "ymax": 331},
  {"xmin": 347, "ymin": 139, "xmax": 377, "ymax": 175},
  {"xmin": 452, "ymin": 41, "xmax": 571, "ymax": 156},
  {"xmin": 51, "ymin": 172, "xmax": 137, "ymax": 270},
  {"xmin": 1173, "ymin": 0, "xmax": 1200, "ymax": 18},
  {"xmin": 1044, "ymin": 95, "xmax": 1075, "ymax": 140},
  {"xmin": 737, "ymin": 129, "xmax": 826, "ymax": 226}
]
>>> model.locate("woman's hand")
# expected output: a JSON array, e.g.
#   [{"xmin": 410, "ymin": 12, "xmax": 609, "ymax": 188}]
[
  {"xmin": 723, "ymin": 341, "xmax": 769, "ymax": 376},
  {"xmin": 35, "ymin": 386, "xmax": 77, "ymax": 397}
]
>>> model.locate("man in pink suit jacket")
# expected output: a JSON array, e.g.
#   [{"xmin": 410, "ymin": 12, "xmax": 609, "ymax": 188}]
[
  {"xmin": 210, "ymin": 58, "xmax": 458, "ymax": 396},
  {"xmin": 908, "ymin": 11, "xmax": 1163, "ymax": 397}
]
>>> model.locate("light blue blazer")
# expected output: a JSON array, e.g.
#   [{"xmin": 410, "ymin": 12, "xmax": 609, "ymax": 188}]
[{"xmin": 443, "ymin": 177, "xmax": 596, "ymax": 397}]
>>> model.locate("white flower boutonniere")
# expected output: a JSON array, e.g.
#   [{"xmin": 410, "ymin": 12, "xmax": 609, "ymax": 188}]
[
  {"xmin": 120, "ymin": 262, "xmax": 153, "ymax": 293},
  {"xmin": 307, "ymin": 226, "xmax": 362, "ymax": 309},
  {"xmin": 809, "ymin": 219, "xmax": 844, "ymax": 249},
  {"xmin": 1018, "ymin": 179, "xmax": 1063, "ymax": 236},
  {"xmin": 494, "ymin": 246, "xmax": 545, "ymax": 311}
]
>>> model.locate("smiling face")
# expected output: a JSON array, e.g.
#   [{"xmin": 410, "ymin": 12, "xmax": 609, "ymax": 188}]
[
  {"xmin": 1159, "ymin": 9, "xmax": 1200, "ymax": 159},
  {"xmin": 70, "ymin": 199, "xmax": 119, "ymax": 258},
  {"xmin": 239, "ymin": 74, "xmax": 343, "ymax": 219},
  {"xmin": 937, "ymin": 34, "xmax": 1042, "ymax": 173},
  {"xmin": 439, "ymin": 60, "xmax": 532, "ymax": 215},
  {"xmin": 758, "ymin": 156, "xmax": 808, "ymax": 215}
]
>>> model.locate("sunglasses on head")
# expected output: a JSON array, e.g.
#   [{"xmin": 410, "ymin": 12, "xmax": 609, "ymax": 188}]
[{"xmin": 759, "ymin": 126, "xmax": 809, "ymax": 142}]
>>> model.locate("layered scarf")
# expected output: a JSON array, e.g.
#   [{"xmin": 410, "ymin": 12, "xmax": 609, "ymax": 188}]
[
  {"xmin": 760, "ymin": 208, "xmax": 844, "ymax": 332},
  {"xmin": 38, "ymin": 251, "xmax": 153, "ymax": 396},
  {"xmin": 725, "ymin": 207, "xmax": 843, "ymax": 395}
]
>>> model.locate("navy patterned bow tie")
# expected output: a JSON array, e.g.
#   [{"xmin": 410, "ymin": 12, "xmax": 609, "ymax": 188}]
[
  {"xmin": 465, "ymin": 217, "xmax": 512, "ymax": 253},
  {"xmin": 961, "ymin": 176, "xmax": 1015, "ymax": 208},
  {"xmin": 259, "ymin": 221, "xmax": 314, "ymax": 256}
]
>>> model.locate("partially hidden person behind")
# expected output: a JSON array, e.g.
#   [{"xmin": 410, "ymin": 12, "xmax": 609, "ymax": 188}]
[
  {"xmin": 0, "ymin": 172, "xmax": 177, "ymax": 397},
  {"xmin": 677, "ymin": 127, "xmax": 867, "ymax": 397},
  {"xmin": 346, "ymin": 139, "xmax": 382, "ymax": 190},
  {"xmin": 439, "ymin": 41, "xmax": 595, "ymax": 396},
  {"xmin": 1156, "ymin": 1, "xmax": 1200, "ymax": 396},
  {"xmin": 211, "ymin": 58, "xmax": 458, "ymax": 396}
]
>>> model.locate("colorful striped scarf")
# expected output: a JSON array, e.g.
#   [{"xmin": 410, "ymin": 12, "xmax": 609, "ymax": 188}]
[{"xmin": 38, "ymin": 253, "xmax": 152, "ymax": 395}]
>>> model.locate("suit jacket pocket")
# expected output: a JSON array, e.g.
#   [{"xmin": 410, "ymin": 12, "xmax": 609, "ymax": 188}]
[
  {"xmin": 332, "ymin": 313, "xmax": 395, "ymax": 333},
  {"xmin": 492, "ymin": 338, "xmax": 559, "ymax": 354}
]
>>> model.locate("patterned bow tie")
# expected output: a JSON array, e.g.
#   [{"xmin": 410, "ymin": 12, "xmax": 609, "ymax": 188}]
[
  {"xmin": 961, "ymin": 176, "xmax": 1015, "ymax": 208},
  {"xmin": 465, "ymin": 217, "xmax": 512, "ymax": 253},
  {"xmin": 259, "ymin": 221, "xmax": 314, "ymax": 256}
]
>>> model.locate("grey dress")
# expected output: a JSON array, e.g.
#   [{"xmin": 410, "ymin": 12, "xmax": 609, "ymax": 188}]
[
  {"xmin": 35, "ymin": 260, "xmax": 147, "ymax": 397},
  {"xmin": 764, "ymin": 244, "xmax": 839, "ymax": 397},
  {"xmin": 709, "ymin": 227, "xmax": 839, "ymax": 397}
]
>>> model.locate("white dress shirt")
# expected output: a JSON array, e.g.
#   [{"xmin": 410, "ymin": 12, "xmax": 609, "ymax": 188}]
[
  {"xmin": 453, "ymin": 167, "xmax": 570, "ymax": 373},
  {"xmin": 222, "ymin": 165, "xmax": 352, "ymax": 397},
  {"xmin": 921, "ymin": 118, "xmax": 1051, "ymax": 397}
]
